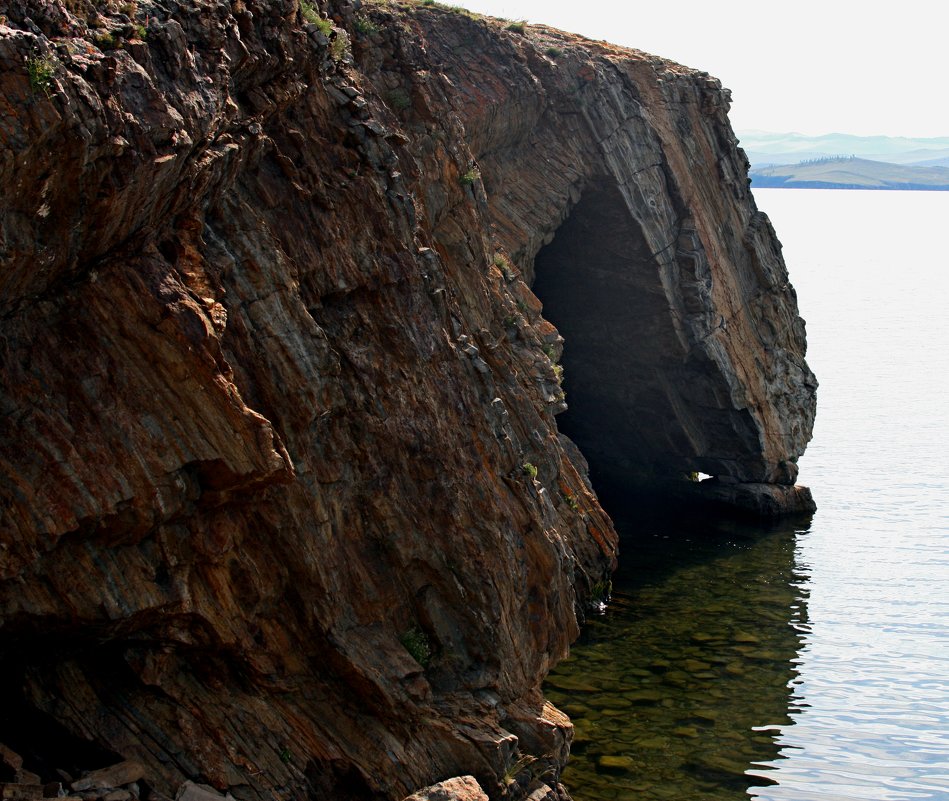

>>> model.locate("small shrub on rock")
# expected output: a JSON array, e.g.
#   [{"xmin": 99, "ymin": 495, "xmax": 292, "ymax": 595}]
[{"xmin": 399, "ymin": 625, "xmax": 432, "ymax": 667}]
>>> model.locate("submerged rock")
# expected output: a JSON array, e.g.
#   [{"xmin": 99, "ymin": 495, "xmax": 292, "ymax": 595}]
[{"xmin": 595, "ymin": 755, "xmax": 636, "ymax": 773}]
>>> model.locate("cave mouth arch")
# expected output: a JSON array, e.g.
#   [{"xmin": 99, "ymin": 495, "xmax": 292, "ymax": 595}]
[{"xmin": 532, "ymin": 181, "xmax": 728, "ymax": 505}]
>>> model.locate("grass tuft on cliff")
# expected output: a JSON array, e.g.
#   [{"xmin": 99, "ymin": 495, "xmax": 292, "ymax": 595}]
[
  {"xmin": 354, "ymin": 15, "xmax": 382, "ymax": 35},
  {"xmin": 300, "ymin": 0, "xmax": 332, "ymax": 34},
  {"xmin": 399, "ymin": 626, "xmax": 432, "ymax": 667},
  {"xmin": 27, "ymin": 53, "xmax": 56, "ymax": 96}
]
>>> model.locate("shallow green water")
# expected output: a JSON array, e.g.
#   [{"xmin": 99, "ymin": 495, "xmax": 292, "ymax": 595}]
[
  {"xmin": 544, "ymin": 514, "xmax": 810, "ymax": 801},
  {"xmin": 545, "ymin": 190, "xmax": 949, "ymax": 801}
]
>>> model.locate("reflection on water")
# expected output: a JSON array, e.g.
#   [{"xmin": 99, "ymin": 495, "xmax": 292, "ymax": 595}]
[
  {"xmin": 545, "ymin": 512, "xmax": 811, "ymax": 801},
  {"xmin": 547, "ymin": 190, "xmax": 949, "ymax": 801}
]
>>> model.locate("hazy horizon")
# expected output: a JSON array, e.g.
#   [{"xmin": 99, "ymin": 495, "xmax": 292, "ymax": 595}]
[{"xmin": 448, "ymin": 0, "xmax": 949, "ymax": 140}]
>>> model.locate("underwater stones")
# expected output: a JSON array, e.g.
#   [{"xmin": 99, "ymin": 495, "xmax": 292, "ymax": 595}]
[
  {"xmin": 544, "ymin": 676, "xmax": 601, "ymax": 693},
  {"xmin": 632, "ymin": 737, "xmax": 669, "ymax": 751},
  {"xmin": 596, "ymin": 756, "xmax": 635, "ymax": 774},
  {"xmin": 681, "ymin": 658, "xmax": 712, "ymax": 672},
  {"xmin": 587, "ymin": 696, "xmax": 632, "ymax": 711},
  {"xmin": 570, "ymin": 719, "xmax": 596, "ymax": 746},
  {"xmin": 622, "ymin": 689, "xmax": 665, "ymax": 706},
  {"xmin": 560, "ymin": 703, "xmax": 593, "ymax": 718},
  {"xmin": 693, "ymin": 708, "xmax": 722, "ymax": 722},
  {"xmin": 626, "ymin": 668, "xmax": 654, "ymax": 679},
  {"xmin": 740, "ymin": 649, "xmax": 785, "ymax": 662},
  {"xmin": 733, "ymin": 631, "xmax": 760, "ymax": 644},
  {"xmin": 660, "ymin": 670, "xmax": 690, "ymax": 688},
  {"xmin": 690, "ymin": 754, "xmax": 752, "ymax": 781},
  {"xmin": 544, "ymin": 522, "xmax": 805, "ymax": 800}
]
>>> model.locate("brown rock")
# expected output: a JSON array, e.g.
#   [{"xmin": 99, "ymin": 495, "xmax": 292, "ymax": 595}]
[
  {"xmin": 0, "ymin": 746, "xmax": 22, "ymax": 776},
  {"xmin": 698, "ymin": 480, "xmax": 817, "ymax": 518},
  {"xmin": 0, "ymin": 3, "xmax": 813, "ymax": 801},
  {"xmin": 142, "ymin": 792, "xmax": 173, "ymax": 801},
  {"xmin": 402, "ymin": 776, "xmax": 488, "ymax": 801},
  {"xmin": 72, "ymin": 763, "xmax": 145, "ymax": 793},
  {"xmin": 174, "ymin": 783, "xmax": 230, "ymax": 801},
  {"xmin": 0, "ymin": 785, "xmax": 43, "ymax": 801},
  {"xmin": 524, "ymin": 785, "xmax": 569, "ymax": 801}
]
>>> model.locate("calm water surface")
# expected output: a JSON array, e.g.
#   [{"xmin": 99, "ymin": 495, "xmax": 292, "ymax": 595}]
[{"xmin": 545, "ymin": 190, "xmax": 949, "ymax": 800}]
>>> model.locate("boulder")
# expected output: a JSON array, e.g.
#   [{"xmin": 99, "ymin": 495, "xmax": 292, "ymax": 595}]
[
  {"xmin": 402, "ymin": 776, "xmax": 488, "ymax": 801},
  {"xmin": 72, "ymin": 763, "xmax": 145, "ymax": 793}
]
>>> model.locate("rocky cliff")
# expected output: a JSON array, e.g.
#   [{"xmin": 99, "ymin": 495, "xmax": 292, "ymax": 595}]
[{"xmin": 0, "ymin": 1, "xmax": 816, "ymax": 800}]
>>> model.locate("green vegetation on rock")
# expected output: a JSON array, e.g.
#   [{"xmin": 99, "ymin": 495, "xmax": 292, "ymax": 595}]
[
  {"xmin": 399, "ymin": 625, "xmax": 432, "ymax": 667},
  {"xmin": 27, "ymin": 53, "xmax": 56, "ymax": 96}
]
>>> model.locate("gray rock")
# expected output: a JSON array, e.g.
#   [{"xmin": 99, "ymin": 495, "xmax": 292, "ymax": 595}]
[
  {"xmin": 0, "ymin": 783, "xmax": 44, "ymax": 801},
  {"xmin": 72, "ymin": 763, "xmax": 145, "ymax": 793},
  {"xmin": 402, "ymin": 776, "xmax": 488, "ymax": 801},
  {"xmin": 174, "ymin": 783, "xmax": 234, "ymax": 801},
  {"xmin": 0, "ymin": 745, "xmax": 22, "ymax": 775}
]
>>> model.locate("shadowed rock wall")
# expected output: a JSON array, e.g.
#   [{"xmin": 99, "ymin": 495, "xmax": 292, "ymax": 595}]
[{"xmin": 0, "ymin": 1, "xmax": 814, "ymax": 799}]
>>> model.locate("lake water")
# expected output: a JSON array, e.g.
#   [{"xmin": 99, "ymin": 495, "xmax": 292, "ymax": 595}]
[{"xmin": 544, "ymin": 190, "xmax": 949, "ymax": 801}]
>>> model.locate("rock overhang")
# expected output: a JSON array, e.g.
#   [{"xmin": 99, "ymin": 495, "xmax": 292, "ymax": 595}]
[{"xmin": 426, "ymin": 22, "xmax": 818, "ymax": 509}]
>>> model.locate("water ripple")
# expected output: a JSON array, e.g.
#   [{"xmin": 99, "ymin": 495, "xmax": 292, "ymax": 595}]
[{"xmin": 545, "ymin": 191, "xmax": 949, "ymax": 801}]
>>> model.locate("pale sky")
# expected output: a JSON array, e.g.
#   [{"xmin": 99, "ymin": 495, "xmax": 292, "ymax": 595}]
[{"xmin": 448, "ymin": 0, "xmax": 949, "ymax": 138}]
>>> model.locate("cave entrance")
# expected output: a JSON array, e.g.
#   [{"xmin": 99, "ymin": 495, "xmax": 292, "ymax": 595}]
[
  {"xmin": 532, "ymin": 181, "xmax": 701, "ymax": 505},
  {"xmin": 0, "ymin": 656, "xmax": 123, "ymax": 783}
]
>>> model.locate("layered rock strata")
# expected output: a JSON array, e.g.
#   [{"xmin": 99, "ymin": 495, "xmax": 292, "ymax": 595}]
[{"xmin": 0, "ymin": 2, "xmax": 815, "ymax": 800}]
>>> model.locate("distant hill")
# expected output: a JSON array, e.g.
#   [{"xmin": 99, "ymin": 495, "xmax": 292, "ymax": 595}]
[
  {"xmin": 910, "ymin": 155, "xmax": 949, "ymax": 168},
  {"xmin": 738, "ymin": 131, "xmax": 949, "ymax": 169},
  {"xmin": 749, "ymin": 156, "xmax": 949, "ymax": 190}
]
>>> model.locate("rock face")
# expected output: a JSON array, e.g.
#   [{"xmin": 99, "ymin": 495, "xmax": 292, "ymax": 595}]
[
  {"xmin": 0, "ymin": 2, "xmax": 815, "ymax": 801},
  {"xmin": 402, "ymin": 776, "xmax": 488, "ymax": 801}
]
